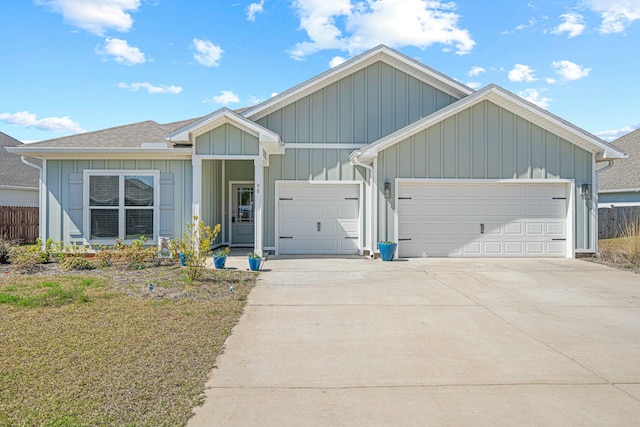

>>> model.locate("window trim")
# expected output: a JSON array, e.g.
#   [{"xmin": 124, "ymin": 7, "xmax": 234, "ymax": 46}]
[{"xmin": 83, "ymin": 170, "xmax": 160, "ymax": 244}]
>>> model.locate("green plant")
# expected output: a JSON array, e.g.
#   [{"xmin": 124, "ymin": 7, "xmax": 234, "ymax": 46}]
[
  {"xmin": 93, "ymin": 236, "xmax": 157, "ymax": 270},
  {"xmin": 0, "ymin": 236, "xmax": 18, "ymax": 264},
  {"xmin": 215, "ymin": 247, "xmax": 230, "ymax": 257},
  {"xmin": 181, "ymin": 216, "xmax": 221, "ymax": 281},
  {"xmin": 247, "ymin": 252, "xmax": 261, "ymax": 258},
  {"xmin": 60, "ymin": 256, "xmax": 96, "ymax": 271},
  {"xmin": 7, "ymin": 245, "xmax": 45, "ymax": 273}
]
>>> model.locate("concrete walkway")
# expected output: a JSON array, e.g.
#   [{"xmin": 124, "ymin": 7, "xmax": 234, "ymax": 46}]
[{"xmin": 189, "ymin": 257, "xmax": 640, "ymax": 426}]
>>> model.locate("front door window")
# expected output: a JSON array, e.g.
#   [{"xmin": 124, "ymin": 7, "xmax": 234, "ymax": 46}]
[{"xmin": 237, "ymin": 186, "xmax": 254, "ymax": 223}]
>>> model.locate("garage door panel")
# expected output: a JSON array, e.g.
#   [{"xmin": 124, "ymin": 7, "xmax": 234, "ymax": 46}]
[
  {"xmin": 278, "ymin": 183, "xmax": 360, "ymax": 255},
  {"xmin": 398, "ymin": 182, "xmax": 568, "ymax": 258}
]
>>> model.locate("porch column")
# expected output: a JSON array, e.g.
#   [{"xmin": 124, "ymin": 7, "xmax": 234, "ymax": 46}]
[
  {"xmin": 254, "ymin": 156, "xmax": 264, "ymax": 256},
  {"xmin": 192, "ymin": 156, "xmax": 202, "ymax": 221}
]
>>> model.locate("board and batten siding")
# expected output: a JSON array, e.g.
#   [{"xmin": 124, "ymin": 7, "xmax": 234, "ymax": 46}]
[
  {"xmin": 256, "ymin": 61, "xmax": 458, "ymax": 145},
  {"xmin": 263, "ymin": 149, "xmax": 368, "ymax": 249},
  {"xmin": 377, "ymin": 100, "xmax": 595, "ymax": 251},
  {"xmin": 45, "ymin": 159, "xmax": 192, "ymax": 246},
  {"xmin": 195, "ymin": 123, "xmax": 260, "ymax": 156}
]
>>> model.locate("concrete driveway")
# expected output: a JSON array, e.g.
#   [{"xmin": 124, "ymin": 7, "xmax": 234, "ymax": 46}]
[{"xmin": 189, "ymin": 257, "xmax": 640, "ymax": 426}]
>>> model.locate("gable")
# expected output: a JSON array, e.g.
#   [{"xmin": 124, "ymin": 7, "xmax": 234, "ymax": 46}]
[
  {"xmin": 195, "ymin": 123, "xmax": 260, "ymax": 156},
  {"xmin": 256, "ymin": 61, "xmax": 459, "ymax": 145},
  {"xmin": 379, "ymin": 100, "xmax": 592, "ymax": 181}
]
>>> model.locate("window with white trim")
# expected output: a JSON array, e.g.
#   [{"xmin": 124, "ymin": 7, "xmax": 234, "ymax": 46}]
[{"xmin": 85, "ymin": 171, "xmax": 159, "ymax": 241}]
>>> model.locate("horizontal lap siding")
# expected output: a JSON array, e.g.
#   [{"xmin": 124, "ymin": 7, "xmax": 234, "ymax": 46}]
[
  {"xmin": 378, "ymin": 100, "xmax": 594, "ymax": 250},
  {"xmin": 46, "ymin": 159, "xmax": 192, "ymax": 246}
]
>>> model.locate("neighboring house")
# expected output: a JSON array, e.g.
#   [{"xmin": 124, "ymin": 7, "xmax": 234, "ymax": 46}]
[
  {"xmin": 7, "ymin": 45, "xmax": 625, "ymax": 258},
  {"xmin": 0, "ymin": 132, "xmax": 40, "ymax": 207},
  {"xmin": 598, "ymin": 128, "xmax": 640, "ymax": 207}
]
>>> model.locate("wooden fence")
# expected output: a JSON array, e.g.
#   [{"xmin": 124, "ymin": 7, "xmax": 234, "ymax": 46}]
[
  {"xmin": 0, "ymin": 206, "xmax": 39, "ymax": 243},
  {"xmin": 598, "ymin": 206, "xmax": 640, "ymax": 239}
]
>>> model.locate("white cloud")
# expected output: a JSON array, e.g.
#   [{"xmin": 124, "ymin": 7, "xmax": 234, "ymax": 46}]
[
  {"xmin": 595, "ymin": 123, "xmax": 640, "ymax": 141},
  {"xmin": 270, "ymin": 92, "xmax": 279, "ymax": 97},
  {"xmin": 289, "ymin": 0, "xmax": 475, "ymax": 59},
  {"xmin": 37, "ymin": 0, "xmax": 141, "ymax": 35},
  {"xmin": 546, "ymin": 77, "xmax": 557, "ymax": 84},
  {"xmin": 118, "ymin": 82, "xmax": 182, "ymax": 94},
  {"xmin": 208, "ymin": 90, "xmax": 240, "ymax": 104},
  {"xmin": 508, "ymin": 64, "xmax": 537, "ymax": 82},
  {"xmin": 465, "ymin": 81, "xmax": 482, "ymax": 89},
  {"xmin": 97, "ymin": 37, "xmax": 145, "ymax": 65},
  {"xmin": 193, "ymin": 38, "xmax": 223, "ymax": 67},
  {"xmin": 501, "ymin": 18, "xmax": 536, "ymax": 34},
  {"xmin": 551, "ymin": 60, "xmax": 591, "ymax": 81},
  {"xmin": 517, "ymin": 88, "xmax": 551, "ymax": 109},
  {"xmin": 246, "ymin": 96, "xmax": 264, "ymax": 105},
  {"xmin": 329, "ymin": 56, "xmax": 347, "ymax": 68},
  {"xmin": 552, "ymin": 13, "xmax": 586, "ymax": 37},
  {"xmin": 468, "ymin": 66, "xmax": 485, "ymax": 77},
  {"xmin": 0, "ymin": 111, "xmax": 85, "ymax": 134},
  {"xmin": 247, "ymin": 0, "xmax": 265, "ymax": 21},
  {"xmin": 584, "ymin": 0, "xmax": 640, "ymax": 33}
]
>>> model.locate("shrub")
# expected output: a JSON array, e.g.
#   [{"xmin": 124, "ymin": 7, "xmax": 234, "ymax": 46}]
[
  {"xmin": 60, "ymin": 256, "xmax": 96, "ymax": 271},
  {"xmin": 177, "ymin": 216, "xmax": 220, "ymax": 281},
  {"xmin": 0, "ymin": 236, "xmax": 18, "ymax": 264},
  {"xmin": 619, "ymin": 219, "xmax": 640, "ymax": 268},
  {"xmin": 7, "ymin": 245, "xmax": 44, "ymax": 274},
  {"xmin": 93, "ymin": 236, "xmax": 157, "ymax": 270}
]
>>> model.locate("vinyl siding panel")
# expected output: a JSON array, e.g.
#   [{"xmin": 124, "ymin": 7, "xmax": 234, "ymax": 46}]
[
  {"xmin": 258, "ymin": 61, "xmax": 460, "ymax": 145},
  {"xmin": 378, "ymin": 100, "xmax": 595, "ymax": 251},
  {"xmin": 195, "ymin": 124, "xmax": 259, "ymax": 156},
  {"xmin": 45, "ymin": 159, "xmax": 192, "ymax": 246}
]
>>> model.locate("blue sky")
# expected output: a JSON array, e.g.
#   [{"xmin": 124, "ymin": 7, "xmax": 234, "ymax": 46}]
[{"xmin": 1, "ymin": 0, "xmax": 639, "ymax": 143}]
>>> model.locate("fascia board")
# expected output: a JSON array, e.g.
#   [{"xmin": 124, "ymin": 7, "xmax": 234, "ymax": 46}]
[
  {"xmin": 599, "ymin": 188, "xmax": 640, "ymax": 194},
  {"xmin": 5, "ymin": 146, "xmax": 193, "ymax": 160},
  {"xmin": 358, "ymin": 85, "xmax": 626, "ymax": 160},
  {"xmin": 167, "ymin": 108, "xmax": 282, "ymax": 148},
  {"xmin": 242, "ymin": 45, "xmax": 474, "ymax": 121}
]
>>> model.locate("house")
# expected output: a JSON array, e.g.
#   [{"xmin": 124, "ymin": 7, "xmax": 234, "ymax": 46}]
[
  {"xmin": 6, "ymin": 45, "xmax": 625, "ymax": 258},
  {"xmin": 598, "ymin": 128, "xmax": 640, "ymax": 207},
  {"xmin": 0, "ymin": 132, "xmax": 40, "ymax": 207}
]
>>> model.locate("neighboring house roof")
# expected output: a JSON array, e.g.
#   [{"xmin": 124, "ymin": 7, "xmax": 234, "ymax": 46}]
[
  {"xmin": 352, "ymin": 84, "xmax": 626, "ymax": 163},
  {"xmin": 242, "ymin": 44, "xmax": 474, "ymax": 121},
  {"xmin": 0, "ymin": 131, "xmax": 40, "ymax": 189},
  {"xmin": 598, "ymin": 128, "xmax": 640, "ymax": 192}
]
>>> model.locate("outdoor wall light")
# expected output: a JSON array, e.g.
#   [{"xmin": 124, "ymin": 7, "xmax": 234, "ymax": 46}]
[
  {"xmin": 580, "ymin": 183, "xmax": 591, "ymax": 200},
  {"xmin": 384, "ymin": 179, "xmax": 391, "ymax": 199}
]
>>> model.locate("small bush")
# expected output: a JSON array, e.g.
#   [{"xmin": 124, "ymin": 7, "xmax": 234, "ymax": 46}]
[
  {"xmin": 7, "ymin": 245, "xmax": 44, "ymax": 273},
  {"xmin": 60, "ymin": 256, "xmax": 96, "ymax": 271},
  {"xmin": 93, "ymin": 236, "xmax": 157, "ymax": 270},
  {"xmin": 0, "ymin": 236, "xmax": 18, "ymax": 264},
  {"xmin": 619, "ymin": 220, "xmax": 640, "ymax": 268},
  {"xmin": 175, "ymin": 217, "xmax": 220, "ymax": 282}
]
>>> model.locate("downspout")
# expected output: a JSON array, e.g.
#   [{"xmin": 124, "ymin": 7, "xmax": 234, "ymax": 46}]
[
  {"xmin": 595, "ymin": 160, "xmax": 614, "ymax": 175},
  {"xmin": 351, "ymin": 152, "xmax": 375, "ymax": 258},
  {"xmin": 21, "ymin": 156, "xmax": 45, "ymax": 248}
]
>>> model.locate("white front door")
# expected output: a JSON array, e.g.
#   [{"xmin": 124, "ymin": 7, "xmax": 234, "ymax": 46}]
[
  {"xmin": 277, "ymin": 182, "xmax": 360, "ymax": 255},
  {"xmin": 231, "ymin": 183, "xmax": 254, "ymax": 245},
  {"xmin": 397, "ymin": 181, "xmax": 571, "ymax": 257}
]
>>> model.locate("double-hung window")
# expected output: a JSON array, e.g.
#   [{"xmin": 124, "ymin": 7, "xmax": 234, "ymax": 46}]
[{"xmin": 85, "ymin": 171, "xmax": 159, "ymax": 241}]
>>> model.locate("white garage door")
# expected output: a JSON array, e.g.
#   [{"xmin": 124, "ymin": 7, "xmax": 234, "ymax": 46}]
[
  {"xmin": 278, "ymin": 183, "xmax": 360, "ymax": 255},
  {"xmin": 398, "ymin": 181, "xmax": 570, "ymax": 258}
]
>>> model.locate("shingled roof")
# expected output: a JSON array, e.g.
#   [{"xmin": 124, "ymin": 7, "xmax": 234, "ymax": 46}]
[
  {"xmin": 599, "ymin": 128, "xmax": 640, "ymax": 191},
  {"xmin": 0, "ymin": 132, "xmax": 40, "ymax": 188},
  {"xmin": 22, "ymin": 117, "xmax": 202, "ymax": 149}
]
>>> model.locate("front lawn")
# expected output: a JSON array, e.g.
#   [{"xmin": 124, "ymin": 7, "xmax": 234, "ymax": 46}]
[{"xmin": 0, "ymin": 265, "xmax": 256, "ymax": 426}]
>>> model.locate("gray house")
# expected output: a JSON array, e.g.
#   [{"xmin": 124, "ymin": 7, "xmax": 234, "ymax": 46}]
[
  {"xmin": 7, "ymin": 45, "xmax": 625, "ymax": 258},
  {"xmin": 598, "ymin": 128, "xmax": 640, "ymax": 207},
  {"xmin": 0, "ymin": 132, "xmax": 40, "ymax": 207}
]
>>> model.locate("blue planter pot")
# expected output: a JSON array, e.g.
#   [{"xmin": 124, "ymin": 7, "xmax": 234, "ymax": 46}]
[
  {"xmin": 213, "ymin": 255, "xmax": 227, "ymax": 269},
  {"xmin": 378, "ymin": 242, "xmax": 397, "ymax": 261},
  {"xmin": 248, "ymin": 256, "xmax": 261, "ymax": 271},
  {"xmin": 179, "ymin": 253, "xmax": 188, "ymax": 266}
]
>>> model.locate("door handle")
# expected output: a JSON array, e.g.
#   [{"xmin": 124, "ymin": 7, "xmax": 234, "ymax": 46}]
[
  {"xmin": 480, "ymin": 223, "xmax": 484, "ymax": 234},
  {"xmin": 317, "ymin": 222, "xmax": 321, "ymax": 232}
]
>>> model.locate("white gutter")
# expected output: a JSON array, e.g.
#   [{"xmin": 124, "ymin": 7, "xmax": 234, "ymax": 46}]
[
  {"xmin": 20, "ymin": 156, "xmax": 46, "ymax": 247},
  {"xmin": 595, "ymin": 160, "xmax": 614, "ymax": 175},
  {"xmin": 351, "ymin": 152, "xmax": 376, "ymax": 257}
]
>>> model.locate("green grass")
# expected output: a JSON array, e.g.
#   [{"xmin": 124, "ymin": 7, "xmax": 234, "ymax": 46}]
[{"xmin": 0, "ymin": 266, "xmax": 256, "ymax": 426}]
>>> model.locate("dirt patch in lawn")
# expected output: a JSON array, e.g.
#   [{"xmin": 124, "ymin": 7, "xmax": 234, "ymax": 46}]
[{"xmin": 0, "ymin": 264, "xmax": 257, "ymax": 426}]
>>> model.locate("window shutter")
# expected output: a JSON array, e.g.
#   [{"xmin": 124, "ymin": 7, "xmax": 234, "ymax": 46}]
[
  {"xmin": 68, "ymin": 173, "xmax": 83, "ymax": 240},
  {"xmin": 159, "ymin": 173, "xmax": 174, "ymax": 237}
]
